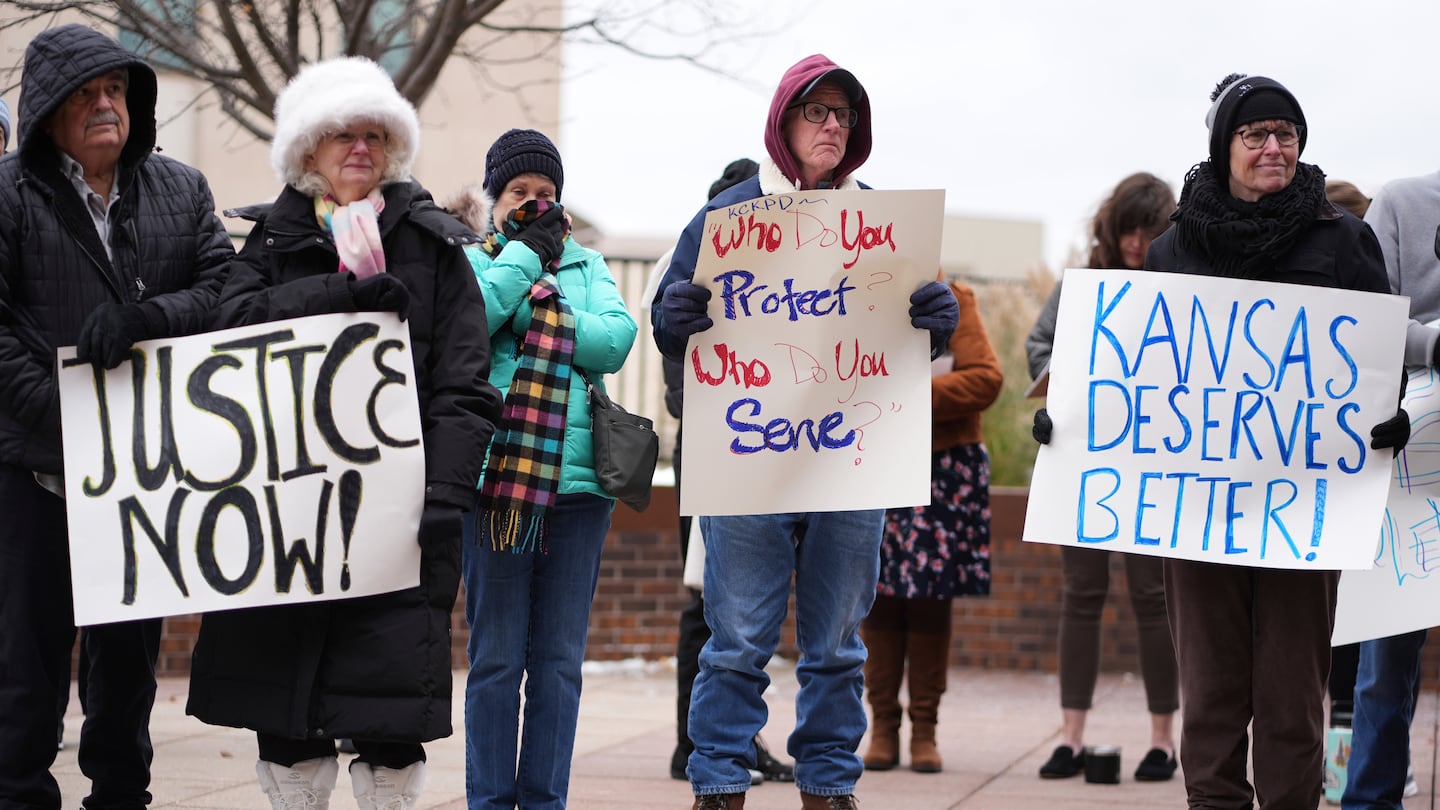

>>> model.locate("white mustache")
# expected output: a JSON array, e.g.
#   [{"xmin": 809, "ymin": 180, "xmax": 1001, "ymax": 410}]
[{"xmin": 85, "ymin": 111, "xmax": 121, "ymax": 128}]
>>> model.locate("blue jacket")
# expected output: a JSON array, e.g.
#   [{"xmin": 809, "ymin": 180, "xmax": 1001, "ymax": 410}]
[{"xmin": 468, "ymin": 234, "xmax": 637, "ymax": 497}]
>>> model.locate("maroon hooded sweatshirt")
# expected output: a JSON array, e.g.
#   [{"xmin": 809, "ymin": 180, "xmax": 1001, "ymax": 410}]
[{"xmin": 763, "ymin": 54, "xmax": 873, "ymax": 189}]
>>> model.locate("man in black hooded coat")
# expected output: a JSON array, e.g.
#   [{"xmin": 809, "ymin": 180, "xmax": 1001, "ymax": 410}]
[{"xmin": 0, "ymin": 24, "xmax": 232, "ymax": 810}]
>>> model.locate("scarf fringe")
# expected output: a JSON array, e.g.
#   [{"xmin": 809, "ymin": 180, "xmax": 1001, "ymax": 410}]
[{"xmin": 479, "ymin": 509, "xmax": 547, "ymax": 553}]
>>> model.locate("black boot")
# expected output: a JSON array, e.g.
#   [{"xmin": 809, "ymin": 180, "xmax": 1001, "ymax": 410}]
[{"xmin": 752, "ymin": 734, "xmax": 793, "ymax": 782}]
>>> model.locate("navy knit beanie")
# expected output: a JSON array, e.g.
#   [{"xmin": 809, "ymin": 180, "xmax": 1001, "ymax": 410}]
[
  {"xmin": 1205, "ymin": 74, "xmax": 1307, "ymax": 183},
  {"xmin": 483, "ymin": 128, "xmax": 564, "ymax": 202}
]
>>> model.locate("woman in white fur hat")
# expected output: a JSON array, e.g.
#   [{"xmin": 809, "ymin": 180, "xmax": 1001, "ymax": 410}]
[{"xmin": 185, "ymin": 56, "xmax": 502, "ymax": 810}]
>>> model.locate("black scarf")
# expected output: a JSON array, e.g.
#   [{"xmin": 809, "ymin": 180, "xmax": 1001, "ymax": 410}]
[{"xmin": 1172, "ymin": 160, "xmax": 1327, "ymax": 279}]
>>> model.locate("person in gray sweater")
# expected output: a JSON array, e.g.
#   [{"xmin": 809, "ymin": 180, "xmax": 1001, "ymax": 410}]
[{"xmin": 1340, "ymin": 170, "xmax": 1440, "ymax": 809}]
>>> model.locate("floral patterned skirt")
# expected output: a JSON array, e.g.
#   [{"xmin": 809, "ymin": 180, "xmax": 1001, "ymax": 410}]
[{"xmin": 878, "ymin": 442, "xmax": 990, "ymax": 599}]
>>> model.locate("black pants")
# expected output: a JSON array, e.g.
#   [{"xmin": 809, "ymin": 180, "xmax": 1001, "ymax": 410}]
[
  {"xmin": 673, "ymin": 424, "xmax": 710, "ymax": 756},
  {"xmin": 675, "ymin": 574, "xmax": 709, "ymax": 755},
  {"xmin": 0, "ymin": 464, "xmax": 161, "ymax": 810}
]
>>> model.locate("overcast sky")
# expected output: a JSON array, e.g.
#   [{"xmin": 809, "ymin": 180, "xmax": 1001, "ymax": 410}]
[{"xmin": 559, "ymin": 0, "xmax": 1440, "ymax": 271}]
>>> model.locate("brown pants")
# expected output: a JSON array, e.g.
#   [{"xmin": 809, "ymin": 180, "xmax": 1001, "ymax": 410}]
[
  {"xmin": 1165, "ymin": 559, "xmax": 1336, "ymax": 810},
  {"xmin": 1058, "ymin": 546, "xmax": 1178, "ymax": 713}
]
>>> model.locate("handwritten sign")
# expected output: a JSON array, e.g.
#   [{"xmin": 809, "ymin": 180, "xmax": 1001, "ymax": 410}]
[
  {"xmin": 59, "ymin": 313, "xmax": 426, "ymax": 625},
  {"xmin": 1334, "ymin": 364, "xmax": 1440, "ymax": 644},
  {"xmin": 679, "ymin": 189, "xmax": 944, "ymax": 516},
  {"xmin": 1023, "ymin": 268, "xmax": 1407, "ymax": 569}
]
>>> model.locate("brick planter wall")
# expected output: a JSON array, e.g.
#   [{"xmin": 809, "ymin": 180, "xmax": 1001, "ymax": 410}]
[{"xmin": 144, "ymin": 486, "xmax": 1440, "ymax": 681}]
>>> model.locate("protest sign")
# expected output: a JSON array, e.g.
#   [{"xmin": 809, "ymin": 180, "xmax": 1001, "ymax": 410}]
[
  {"xmin": 59, "ymin": 312, "xmax": 426, "ymax": 625},
  {"xmin": 1023, "ymin": 268, "xmax": 1407, "ymax": 569},
  {"xmin": 1334, "ymin": 364, "xmax": 1440, "ymax": 644},
  {"xmin": 679, "ymin": 189, "xmax": 943, "ymax": 516}
]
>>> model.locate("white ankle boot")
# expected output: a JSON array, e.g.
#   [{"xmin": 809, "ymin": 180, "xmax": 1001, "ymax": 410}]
[
  {"xmin": 256, "ymin": 757, "xmax": 339, "ymax": 809},
  {"xmin": 350, "ymin": 760, "xmax": 426, "ymax": 810}
]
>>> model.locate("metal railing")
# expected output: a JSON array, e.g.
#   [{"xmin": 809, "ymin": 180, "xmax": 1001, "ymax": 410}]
[{"xmin": 600, "ymin": 256, "xmax": 678, "ymax": 463}]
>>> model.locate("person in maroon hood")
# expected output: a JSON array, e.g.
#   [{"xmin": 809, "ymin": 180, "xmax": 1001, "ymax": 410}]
[{"xmin": 650, "ymin": 55, "xmax": 959, "ymax": 810}]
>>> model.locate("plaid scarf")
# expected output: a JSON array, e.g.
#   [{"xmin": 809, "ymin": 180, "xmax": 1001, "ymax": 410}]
[
  {"xmin": 478, "ymin": 199, "xmax": 571, "ymax": 272},
  {"xmin": 475, "ymin": 263, "xmax": 575, "ymax": 552}
]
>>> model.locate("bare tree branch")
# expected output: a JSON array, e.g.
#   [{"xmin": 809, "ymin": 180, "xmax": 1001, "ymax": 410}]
[{"xmin": 0, "ymin": 0, "xmax": 757, "ymax": 137}]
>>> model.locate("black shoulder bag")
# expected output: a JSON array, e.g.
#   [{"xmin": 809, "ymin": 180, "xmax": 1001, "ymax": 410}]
[{"xmin": 577, "ymin": 369, "xmax": 659, "ymax": 511}]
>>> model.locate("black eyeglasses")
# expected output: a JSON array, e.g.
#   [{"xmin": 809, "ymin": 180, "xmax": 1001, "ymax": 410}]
[
  {"xmin": 787, "ymin": 101, "xmax": 858, "ymax": 129},
  {"xmin": 1233, "ymin": 124, "xmax": 1304, "ymax": 149}
]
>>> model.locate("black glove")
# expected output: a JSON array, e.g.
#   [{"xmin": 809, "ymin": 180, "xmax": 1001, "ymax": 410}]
[
  {"xmin": 75, "ymin": 302, "xmax": 165, "ymax": 369},
  {"xmin": 349, "ymin": 273, "xmax": 411, "ymax": 322},
  {"xmin": 512, "ymin": 204, "xmax": 568, "ymax": 268},
  {"xmin": 418, "ymin": 502, "xmax": 463, "ymax": 548},
  {"xmin": 1032, "ymin": 408, "xmax": 1053, "ymax": 445},
  {"xmin": 909, "ymin": 281, "xmax": 959, "ymax": 358},
  {"xmin": 661, "ymin": 282, "xmax": 713, "ymax": 339},
  {"xmin": 1371, "ymin": 409, "xmax": 1411, "ymax": 458}
]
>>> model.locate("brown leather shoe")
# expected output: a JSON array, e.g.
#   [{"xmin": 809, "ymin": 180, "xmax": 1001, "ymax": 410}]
[
  {"xmin": 692, "ymin": 792, "xmax": 746, "ymax": 809},
  {"xmin": 799, "ymin": 793, "xmax": 859, "ymax": 809}
]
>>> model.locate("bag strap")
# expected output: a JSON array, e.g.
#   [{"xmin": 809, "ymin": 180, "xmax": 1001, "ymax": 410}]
[{"xmin": 574, "ymin": 367, "xmax": 616, "ymax": 410}]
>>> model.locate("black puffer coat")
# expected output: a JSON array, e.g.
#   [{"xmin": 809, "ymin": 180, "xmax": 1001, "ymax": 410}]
[
  {"xmin": 0, "ymin": 24, "xmax": 231, "ymax": 473},
  {"xmin": 185, "ymin": 180, "xmax": 501, "ymax": 743}
]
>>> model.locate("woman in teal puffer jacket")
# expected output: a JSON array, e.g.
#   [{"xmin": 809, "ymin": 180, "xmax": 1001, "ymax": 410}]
[{"xmin": 453, "ymin": 128, "xmax": 637, "ymax": 810}]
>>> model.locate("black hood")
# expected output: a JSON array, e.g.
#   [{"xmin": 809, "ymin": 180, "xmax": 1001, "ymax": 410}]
[{"xmin": 18, "ymin": 23, "xmax": 158, "ymax": 165}]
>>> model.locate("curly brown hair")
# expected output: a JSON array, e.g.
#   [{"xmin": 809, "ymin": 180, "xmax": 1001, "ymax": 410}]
[{"xmin": 1089, "ymin": 172, "xmax": 1177, "ymax": 269}]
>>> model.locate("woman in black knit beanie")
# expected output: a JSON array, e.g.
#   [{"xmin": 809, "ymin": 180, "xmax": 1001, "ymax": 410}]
[{"xmin": 1139, "ymin": 73, "xmax": 1408, "ymax": 809}]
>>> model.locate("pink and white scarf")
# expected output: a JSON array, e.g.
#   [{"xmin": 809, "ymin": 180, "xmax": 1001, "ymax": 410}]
[{"xmin": 314, "ymin": 189, "xmax": 387, "ymax": 278}]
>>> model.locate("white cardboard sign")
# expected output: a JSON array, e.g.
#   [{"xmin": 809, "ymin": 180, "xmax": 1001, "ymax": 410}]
[
  {"xmin": 1023, "ymin": 268, "xmax": 1407, "ymax": 569},
  {"xmin": 1334, "ymin": 364, "xmax": 1440, "ymax": 644},
  {"xmin": 679, "ymin": 189, "xmax": 944, "ymax": 516},
  {"xmin": 59, "ymin": 312, "xmax": 426, "ymax": 625}
]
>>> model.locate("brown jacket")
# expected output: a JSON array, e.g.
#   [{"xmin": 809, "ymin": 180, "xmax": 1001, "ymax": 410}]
[{"xmin": 931, "ymin": 281, "xmax": 1003, "ymax": 450}]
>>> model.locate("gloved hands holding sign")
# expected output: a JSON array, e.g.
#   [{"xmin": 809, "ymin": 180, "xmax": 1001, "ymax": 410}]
[
  {"xmin": 662, "ymin": 281, "xmax": 713, "ymax": 339},
  {"xmin": 1370, "ymin": 410, "xmax": 1411, "ymax": 457},
  {"xmin": 1370, "ymin": 370, "xmax": 1412, "ymax": 458},
  {"xmin": 909, "ymin": 281, "xmax": 959, "ymax": 358},
  {"xmin": 1032, "ymin": 408, "xmax": 1052, "ymax": 445},
  {"xmin": 75, "ymin": 301, "xmax": 167, "ymax": 370}
]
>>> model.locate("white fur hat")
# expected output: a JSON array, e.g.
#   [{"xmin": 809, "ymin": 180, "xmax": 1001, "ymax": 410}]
[{"xmin": 270, "ymin": 56, "xmax": 421, "ymax": 189}]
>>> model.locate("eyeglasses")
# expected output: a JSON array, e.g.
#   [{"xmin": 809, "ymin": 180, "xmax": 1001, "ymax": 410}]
[
  {"xmin": 326, "ymin": 130, "xmax": 387, "ymax": 151},
  {"xmin": 1233, "ymin": 125, "xmax": 1303, "ymax": 149},
  {"xmin": 787, "ymin": 101, "xmax": 858, "ymax": 129}
]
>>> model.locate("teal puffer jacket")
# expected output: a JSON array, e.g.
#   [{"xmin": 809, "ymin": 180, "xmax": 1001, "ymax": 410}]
[{"xmin": 467, "ymin": 234, "xmax": 638, "ymax": 497}]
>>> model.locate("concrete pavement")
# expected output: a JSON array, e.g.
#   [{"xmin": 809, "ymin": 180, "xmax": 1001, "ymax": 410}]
[{"xmin": 53, "ymin": 660, "xmax": 1438, "ymax": 809}]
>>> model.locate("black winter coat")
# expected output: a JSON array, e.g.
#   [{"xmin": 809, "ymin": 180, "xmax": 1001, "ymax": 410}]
[
  {"xmin": 0, "ymin": 25, "xmax": 231, "ymax": 473},
  {"xmin": 1144, "ymin": 199, "xmax": 1389, "ymax": 295},
  {"xmin": 186, "ymin": 180, "xmax": 501, "ymax": 743}
]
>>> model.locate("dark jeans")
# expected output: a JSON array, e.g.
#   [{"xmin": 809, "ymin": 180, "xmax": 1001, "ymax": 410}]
[
  {"xmin": 256, "ymin": 734, "xmax": 424, "ymax": 769},
  {"xmin": 1342, "ymin": 629, "xmax": 1427, "ymax": 809},
  {"xmin": 0, "ymin": 464, "xmax": 161, "ymax": 810},
  {"xmin": 1166, "ymin": 559, "xmax": 1335, "ymax": 810}
]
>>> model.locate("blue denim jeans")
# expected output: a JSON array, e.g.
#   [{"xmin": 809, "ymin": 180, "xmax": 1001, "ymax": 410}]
[
  {"xmin": 1343, "ymin": 629, "xmax": 1426, "ymax": 809},
  {"xmin": 688, "ymin": 510, "xmax": 883, "ymax": 797},
  {"xmin": 461, "ymin": 493, "xmax": 611, "ymax": 810}
]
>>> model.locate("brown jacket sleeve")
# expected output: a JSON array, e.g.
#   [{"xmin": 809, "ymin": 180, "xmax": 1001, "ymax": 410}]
[{"xmin": 931, "ymin": 281, "xmax": 1003, "ymax": 450}]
